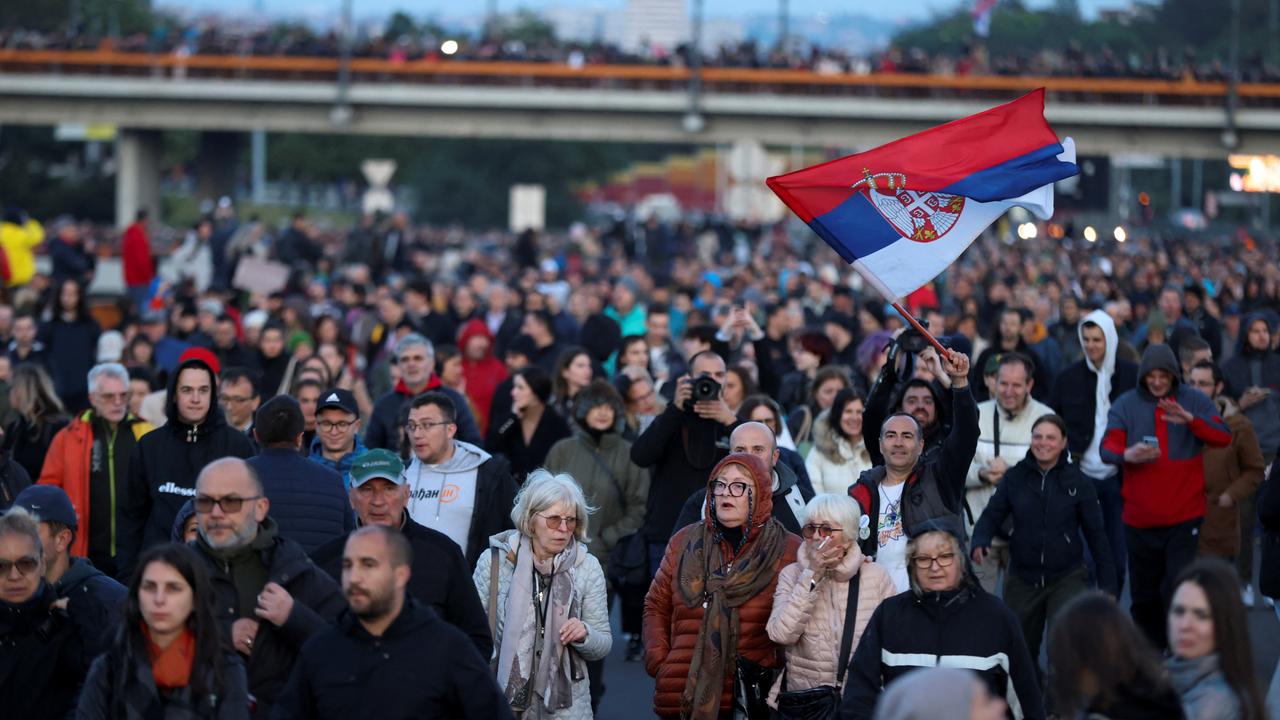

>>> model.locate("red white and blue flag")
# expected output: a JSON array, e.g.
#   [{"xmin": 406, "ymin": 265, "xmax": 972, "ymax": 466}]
[
  {"xmin": 766, "ymin": 89, "xmax": 1077, "ymax": 301},
  {"xmin": 973, "ymin": 0, "xmax": 998, "ymax": 37}
]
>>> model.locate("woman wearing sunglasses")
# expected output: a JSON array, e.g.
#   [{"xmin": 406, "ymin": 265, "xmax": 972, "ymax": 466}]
[
  {"xmin": 765, "ymin": 493, "xmax": 897, "ymax": 716},
  {"xmin": 841, "ymin": 516, "xmax": 1044, "ymax": 720},
  {"xmin": 0, "ymin": 506, "xmax": 88, "ymax": 718},
  {"xmin": 643, "ymin": 452, "xmax": 800, "ymax": 719},
  {"xmin": 78, "ymin": 542, "xmax": 250, "ymax": 719},
  {"xmin": 473, "ymin": 469, "xmax": 611, "ymax": 719}
]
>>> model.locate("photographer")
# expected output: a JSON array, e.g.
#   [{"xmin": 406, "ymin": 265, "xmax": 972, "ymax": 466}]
[
  {"xmin": 862, "ymin": 324, "xmax": 956, "ymax": 468},
  {"xmin": 631, "ymin": 351, "xmax": 738, "ymax": 575}
]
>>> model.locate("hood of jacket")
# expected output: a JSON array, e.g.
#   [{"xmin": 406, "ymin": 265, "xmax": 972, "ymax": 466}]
[
  {"xmin": 457, "ymin": 319, "xmax": 496, "ymax": 360},
  {"xmin": 406, "ymin": 439, "xmax": 491, "ymax": 476},
  {"xmin": 1079, "ymin": 308, "xmax": 1119, "ymax": 376},
  {"xmin": 53, "ymin": 556, "xmax": 108, "ymax": 596},
  {"xmin": 164, "ymin": 356, "xmax": 227, "ymax": 440},
  {"xmin": 1136, "ymin": 344, "xmax": 1181, "ymax": 401},
  {"xmin": 338, "ymin": 594, "xmax": 434, "ymax": 641},
  {"xmin": 702, "ymin": 452, "xmax": 774, "ymax": 544},
  {"xmin": 170, "ymin": 499, "xmax": 197, "ymax": 542},
  {"xmin": 906, "ymin": 515, "xmax": 979, "ymax": 595},
  {"xmin": 774, "ymin": 455, "xmax": 799, "ymax": 498},
  {"xmin": 1237, "ymin": 312, "xmax": 1275, "ymax": 358}
]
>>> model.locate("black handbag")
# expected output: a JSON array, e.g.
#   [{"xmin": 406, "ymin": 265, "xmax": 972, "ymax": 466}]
[
  {"xmin": 607, "ymin": 531, "xmax": 650, "ymax": 592},
  {"xmin": 735, "ymin": 656, "xmax": 776, "ymax": 719},
  {"xmin": 774, "ymin": 572, "xmax": 861, "ymax": 720}
]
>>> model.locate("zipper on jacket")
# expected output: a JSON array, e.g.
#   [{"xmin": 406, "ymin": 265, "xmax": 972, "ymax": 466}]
[
  {"xmin": 187, "ymin": 422, "xmax": 200, "ymax": 443},
  {"xmin": 107, "ymin": 423, "xmax": 118, "ymax": 557},
  {"xmin": 1039, "ymin": 469, "xmax": 1047, "ymax": 588}
]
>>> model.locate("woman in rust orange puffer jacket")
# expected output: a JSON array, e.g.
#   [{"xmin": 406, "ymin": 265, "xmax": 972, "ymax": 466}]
[{"xmin": 643, "ymin": 451, "xmax": 801, "ymax": 719}]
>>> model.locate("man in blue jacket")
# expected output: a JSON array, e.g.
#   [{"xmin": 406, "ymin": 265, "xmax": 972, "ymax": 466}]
[{"xmin": 249, "ymin": 395, "xmax": 353, "ymax": 555}]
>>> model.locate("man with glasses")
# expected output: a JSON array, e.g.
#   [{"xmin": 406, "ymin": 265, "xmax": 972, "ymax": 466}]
[
  {"xmin": 219, "ymin": 366, "xmax": 260, "ymax": 436},
  {"xmin": 0, "ymin": 506, "xmax": 90, "ymax": 718},
  {"xmin": 190, "ymin": 456, "xmax": 345, "ymax": 719},
  {"xmin": 118, "ymin": 349, "xmax": 255, "ymax": 579},
  {"xmin": 364, "ymin": 333, "xmax": 481, "ymax": 453},
  {"xmin": 310, "ymin": 449, "xmax": 492, "ymax": 657},
  {"xmin": 248, "ymin": 396, "xmax": 353, "ymax": 554},
  {"xmin": 308, "ymin": 388, "xmax": 367, "ymax": 489},
  {"xmin": 402, "ymin": 391, "xmax": 516, "ymax": 567},
  {"xmin": 671, "ymin": 421, "xmax": 813, "ymax": 534},
  {"xmin": 38, "ymin": 362, "xmax": 153, "ymax": 577}
]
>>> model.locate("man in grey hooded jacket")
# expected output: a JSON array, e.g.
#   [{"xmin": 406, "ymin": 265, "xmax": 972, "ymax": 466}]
[
  {"xmin": 1049, "ymin": 309, "xmax": 1138, "ymax": 592},
  {"xmin": 402, "ymin": 391, "xmax": 517, "ymax": 567}
]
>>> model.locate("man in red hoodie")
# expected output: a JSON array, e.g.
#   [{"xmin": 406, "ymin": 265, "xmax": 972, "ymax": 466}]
[
  {"xmin": 457, "ymin": 319, "xmax": 507, "ymax": 435},
  {"xmin": 120, "ymin": 209, "xmax": 154, "ymax": 315},
  {"xmin": 364, "ymin": 333, "xmax": 481, "ymax": 453}
]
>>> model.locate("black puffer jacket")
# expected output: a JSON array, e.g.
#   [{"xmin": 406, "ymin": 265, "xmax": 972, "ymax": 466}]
[
  {"xmin": 273, "ymin": 598, "xmax": 514, "ymax": 720},
  {"xmin": 77, "ymin": 642, "xmax": 250, "ymax": 720},
  {"xmin": 55, "ymin": 556, "xmax": 127, "ymax": 663},
  {"xmin": 247, "ymin": 448, "xmax": 353, "ymax": 555},
  {"xmin": 971, "ymin": 452, "xmax": 1118, "ymax": 594},
  {"xmin": 0, "ymin": 581, "xmax": 87, "ymax": 719},
  {"xmin": 1259, "ymin": 461, "xmax": 1280, "ymax": 600},
  {"xmin": 118, "ymin": 356, "xmax": 256, "ymax": 578},
  {"xmin": 193, "ymin": 519, "xmax": 346, "ymax": 720}
]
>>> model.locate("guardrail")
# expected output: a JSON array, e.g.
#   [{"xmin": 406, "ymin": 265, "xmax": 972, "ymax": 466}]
[{"xmin": 1, "ymin": 49, "xmax": 1275, "ymax": 106}]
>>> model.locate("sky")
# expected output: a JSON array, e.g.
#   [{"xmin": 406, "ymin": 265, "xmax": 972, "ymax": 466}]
[{"xmin": 158, "ymin": 0, "xmax": 1128, "ymax": 25}]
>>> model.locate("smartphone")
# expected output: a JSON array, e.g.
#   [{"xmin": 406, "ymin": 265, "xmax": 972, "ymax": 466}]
[{"xmin": 1142, "ymin": 435, "xmax": 1160, "ymax": 450}]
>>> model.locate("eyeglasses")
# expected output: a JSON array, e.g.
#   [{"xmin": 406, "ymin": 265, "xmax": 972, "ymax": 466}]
[
  {"xmin": 801, "ymin": 524, "xmax": 844, "ymax": 539},
  {"xmin": 538, "ymin": 514, "xmax": 579, "ymax": 531},
  {"xmin": 193, "ymin": 494, "xmax": 262, "ymax": 514},
  {"xmin": 0, "ymin": 555, "xmax": 39, "ymax": 576},
  {"xmin": 405, "ymin": 420, "xmax": 452, "ymax": 434},
  {"xmin": 911, "ymin": 552, "xmax": 957, "ymax": 570},
  {"xmin": 711, "ymin": 480, "xmax": 749, "ymax": 497},
  {"xmin": 94, "ymin": 392, "xmax": 129, "ymax": 404},
  {"xmin": 318, "ymin": 420, "xmax": 357, "ymax": 431}
]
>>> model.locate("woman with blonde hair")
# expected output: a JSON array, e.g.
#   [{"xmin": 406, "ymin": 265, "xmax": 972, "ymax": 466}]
[
  {"xmin": 473, "ymin": 469, "xmax": 612, "ymax": 719},
  {"xmin": 766, "ymin": 493, "xmax": 896, "ymax": 714},
  {"xmin": 5, "ymin": 362, "xmax": 69, "ymax": 477}
]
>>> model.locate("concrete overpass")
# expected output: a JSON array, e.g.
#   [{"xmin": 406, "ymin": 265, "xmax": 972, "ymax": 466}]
[{"xmin": 2, "ymin": 51, "xmax": 1277, "ymax": 224}]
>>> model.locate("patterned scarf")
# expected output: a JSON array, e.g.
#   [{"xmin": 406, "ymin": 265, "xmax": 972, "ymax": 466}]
[
  {"xmin": 497, "ymin": 534, "xmax": 585, "ymax": 715},
  {"xmin": 675, "ymin": 516, "xmax": 787, "ymax": 719}
]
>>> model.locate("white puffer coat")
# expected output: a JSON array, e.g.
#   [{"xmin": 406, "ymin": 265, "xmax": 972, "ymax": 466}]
[
  {"xmin": 473, "ymin": 529, "xmax": 612, "ymax": 720},
  {"xmin": 765, "ymin": 542, "xmax": 897, "ymax": 707}
]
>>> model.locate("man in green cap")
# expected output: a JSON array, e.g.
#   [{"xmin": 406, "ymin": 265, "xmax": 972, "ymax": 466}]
[{"xmin": 309, "ymin": 448, "xmax": 491, "ymax": 658}]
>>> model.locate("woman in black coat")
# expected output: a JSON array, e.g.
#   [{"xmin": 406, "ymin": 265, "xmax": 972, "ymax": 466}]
[
  {"xmin": 4, "ymin": 362, "xmax": 69, "ymax": 478},
  {"xmin": 77, "ymin": 543, "xmax": 250, "ymax": 720},
  {"xmin": 40, "ymin": 277, "xmax": 101, "ymax": 414},
  {"xmin": 485, "ymin": 366, "xmax": 570, "ymax": 483}
]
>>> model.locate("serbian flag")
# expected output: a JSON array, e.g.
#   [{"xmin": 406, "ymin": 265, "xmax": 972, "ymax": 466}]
[{"xmin": 766, "ymin": 89, "xmax": 1077, "ymax": 301}]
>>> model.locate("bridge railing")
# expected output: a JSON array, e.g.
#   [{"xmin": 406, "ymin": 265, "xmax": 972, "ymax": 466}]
[{"xmin": 2, "ymin": 49, "xmax": 1277, "ymax": 107}]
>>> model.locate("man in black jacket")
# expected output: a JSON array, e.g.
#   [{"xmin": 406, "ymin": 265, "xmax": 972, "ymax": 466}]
[
  {"xmin": 276, "ymin": 525, "xmax": 512, "ymax": 720},
  {"xmin": 363, "ymin": 333, "xmax": 481, "ymax": 452},
  {"xmin": 1049, "ymin": 309, "xmax": 1137, "ymax": 594},
  {"xmin": 848, "ymin": 349, "xmax": 976, "ymax": 593},
  {"xmin": 117, "ymin": 348, "xmax": 256, "ymax": 578},
  {"xmin": 671, "ymin": 421, "xmax": 812, "ymax": 534},
  {"xmin": 13, "ymin": 484, "xmax": 125, "ymax": 662},
  {"xmin": 191, "ymin": 457, "xmax": 346, "ymax": 720},
  {"xmin": 631, "ymin": 351, "xmax": 738, "ymax": 575},
  {"xmin": 310, "ymin": 448, "xmax": 492, "ymax": 658}
]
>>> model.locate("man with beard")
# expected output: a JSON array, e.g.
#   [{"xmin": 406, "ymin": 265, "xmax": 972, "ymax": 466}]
[
  {"xmin": 275, "ymin": 525, "xmax": 512, "ymax": 720},
  {"xmin": 190, "ymin": 457, "xmax": 345, "ymax": 719}
]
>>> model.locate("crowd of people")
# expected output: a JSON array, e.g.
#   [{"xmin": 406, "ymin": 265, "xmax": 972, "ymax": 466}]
[
  {"xmin": 5, "ymin": 16, "xmax": 1280, "ymax": 84},
  {"xmin": 1, "ymin": 194, "xmax": 1280, "ymax": 719}
]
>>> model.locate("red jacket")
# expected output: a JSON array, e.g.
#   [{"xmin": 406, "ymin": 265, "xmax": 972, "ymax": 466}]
[
  {"xmin": 458, "ymin": 319, "xmax": 507, "ymax": 435},
  {"xmin": 121, "ymin": 221, "xmax": 154, "ymax": 287},
  {"xmin": 643, "ymin": 453, "xmax": 801, "ymax": 718},
  {"xmin": 38, "ymin": 411, "xmax": 153, "ymax": 557}
]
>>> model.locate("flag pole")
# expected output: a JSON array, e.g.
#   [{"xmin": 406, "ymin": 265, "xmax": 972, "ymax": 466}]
[{"xmin": 891, "ymin": 301, "xmax": 949, "ymax": 356}]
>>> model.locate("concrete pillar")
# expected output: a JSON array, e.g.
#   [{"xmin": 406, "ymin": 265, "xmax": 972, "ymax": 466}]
[
  {"xmin": 115, "ymin": 129, "xmax": 162, "ymax": 229},
  {"xmin": 196, "ymin": 131, "xmax": 242, "ymax": 203}
]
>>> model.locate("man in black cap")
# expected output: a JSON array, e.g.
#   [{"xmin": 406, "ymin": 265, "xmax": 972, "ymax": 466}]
[
  {"xmin": 13, "ymin": 484, "xmax": 126, "ymax": 660},
  {"xmin": 308, "ymin": 388, "xmax": 367, "ymax": 489},
  {"xmin": 310, "ymin": 449, "xmax": 491, "ymax": 657}
]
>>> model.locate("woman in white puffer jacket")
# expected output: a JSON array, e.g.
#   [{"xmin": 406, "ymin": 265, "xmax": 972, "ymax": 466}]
[
  {"xmin": 806, "ymin": 389, "xmax": 874, "ymax": 495},
  {"xmin": 474, "ymin": 470, "xmax": 612, "ymax": 720},
  {"xmin": 766, "ymin": 493, "xmax": 897, "ymax": 709}
]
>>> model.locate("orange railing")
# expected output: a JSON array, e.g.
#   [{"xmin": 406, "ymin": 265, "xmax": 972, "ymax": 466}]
[{"xmin": 3, "ymin": 49, "xmax": 1278, "ymax": 103}]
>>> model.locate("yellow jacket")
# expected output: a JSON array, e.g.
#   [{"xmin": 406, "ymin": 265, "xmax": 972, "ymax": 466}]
[{"xmin": 0, "ymin": 218, "xmax": 44, "ymax": 287}]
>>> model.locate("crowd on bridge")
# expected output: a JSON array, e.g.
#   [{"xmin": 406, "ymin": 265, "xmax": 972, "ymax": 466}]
[
  {"xmin": 5, "ymin": 18, "xmax": 1280, "ymax": 84},
  {"xmin": 1, "ymin": 194, "xmax": 1280, "ymax": 719}
]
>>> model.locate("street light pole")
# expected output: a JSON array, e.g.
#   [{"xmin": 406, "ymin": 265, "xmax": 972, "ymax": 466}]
[
  {"xmin": 778, "ymin": 0, "xmax": 789, "ymax": 52},
  {"xmin": 684, "ymin": 0, "xmax": 705, "ymax": 133},
  {"xmin": 1224, "ymin": 0, "xmax": 1241, "ymax": 149},
  {"xmin": 332, "ymin": 0, "xmax": 353, "ymax": 126}
]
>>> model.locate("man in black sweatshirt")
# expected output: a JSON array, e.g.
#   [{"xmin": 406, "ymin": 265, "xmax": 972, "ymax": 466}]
[{"xmin": 117, "ymin": 347, "xmax": 255, "ymax": 578}]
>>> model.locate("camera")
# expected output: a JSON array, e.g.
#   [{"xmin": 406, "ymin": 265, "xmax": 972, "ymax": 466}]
[
  {"xmin": 893, "ymin": 318, "xmax": 931, "ymax": 355},
  {"xmin": 690, "ymin": 374, "xmax": 722, "ymax": 403}
]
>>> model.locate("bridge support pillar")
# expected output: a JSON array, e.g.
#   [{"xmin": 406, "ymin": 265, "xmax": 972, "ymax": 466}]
[
  {"xmin": 197, "ymin": 131, "xmax": 242, "ymax": 202},
  {"xmin": 115, "ymin": 129, "xmax": 162, "ymax": 229}
]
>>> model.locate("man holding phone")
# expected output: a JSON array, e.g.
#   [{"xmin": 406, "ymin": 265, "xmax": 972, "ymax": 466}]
[{"xmin": 1100, "ymin": 343, "xmax": 1232, "ymax": 649}]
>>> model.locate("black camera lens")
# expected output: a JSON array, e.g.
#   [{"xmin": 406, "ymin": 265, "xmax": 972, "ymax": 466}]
[{"xmin": 690, "ymin": 375, "xmax": 721, "ymax": 402}]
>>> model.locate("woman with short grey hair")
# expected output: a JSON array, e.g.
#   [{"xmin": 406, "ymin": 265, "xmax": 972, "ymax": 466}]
[{"xmin": 473, "ymin": 469, "xmax": 611, "ymax": 719}]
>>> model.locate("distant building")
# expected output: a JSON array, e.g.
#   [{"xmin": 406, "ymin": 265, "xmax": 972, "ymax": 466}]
[{"xmin": 622, "ymin": 0, "xmax": 688, "ymax": 55}]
